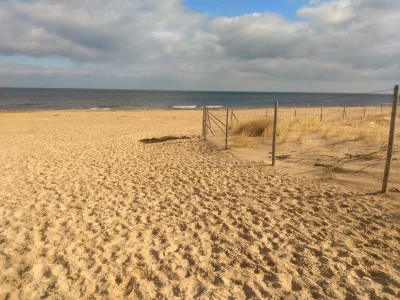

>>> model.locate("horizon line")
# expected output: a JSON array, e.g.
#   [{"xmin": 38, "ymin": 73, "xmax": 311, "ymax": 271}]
[{"xmin": 0, "ymin": 86, "xmax": 386, "ymax": 95}]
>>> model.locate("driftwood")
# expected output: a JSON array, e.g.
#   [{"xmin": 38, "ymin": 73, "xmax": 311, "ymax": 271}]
[
  {"xmin": 140, "ymin": 136, "xmax": 191, "ymax": 144},
  {"xmin": 315, "ymin": 163, "xmax": 330, "ymax": 167},
  {"xmin": 277, "ymin": 155, "xmax": 291, "ymax": 160}
]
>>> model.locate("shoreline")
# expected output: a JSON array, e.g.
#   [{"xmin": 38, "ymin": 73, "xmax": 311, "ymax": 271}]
[{"xmin": 0, "ymin": 103, "xmax": 393, "ymax": 113}]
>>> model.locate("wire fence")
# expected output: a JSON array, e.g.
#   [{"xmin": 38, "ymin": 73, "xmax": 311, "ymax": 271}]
[{"xmin": 203, "ymin": 87, "xmax": 400, "ymax": 192}]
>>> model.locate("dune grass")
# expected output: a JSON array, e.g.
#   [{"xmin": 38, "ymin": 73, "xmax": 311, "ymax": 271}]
[
  {"xmin": 230, "ymin": 111, "xmax": 394, "ymax": 146},
  {"xmin": 231, "ymin": 118, "xmax": 273, "ymax": 138}
]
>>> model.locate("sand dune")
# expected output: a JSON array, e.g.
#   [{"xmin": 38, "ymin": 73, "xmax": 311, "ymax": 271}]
[{"xmin": 0, "ymin": 110, "xmax": 399, "ymax": 299}]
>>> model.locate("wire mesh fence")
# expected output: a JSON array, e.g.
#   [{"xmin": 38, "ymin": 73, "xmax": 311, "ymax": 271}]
[{"xmin": 204, "ymin": 88, "xmax": 400, "ymax": 191}]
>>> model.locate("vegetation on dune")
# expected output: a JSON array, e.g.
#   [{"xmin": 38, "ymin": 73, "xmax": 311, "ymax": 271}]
[
  {"xmin": 230, "ymin": 112, "xmax": 394, "ymax": 146},
  {"xmin": 231, "ymin": 118, "xmax": 273, "ymax": 138}
]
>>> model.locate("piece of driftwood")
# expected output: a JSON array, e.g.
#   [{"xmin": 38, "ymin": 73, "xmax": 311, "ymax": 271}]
[
  {"xmin": 314, "ymin": 163, "xmax": 330, "ymax": 167},
  {"xmin": 140, "ymin": 136, "xmax": 191, "ymax": 144},
  {"xmin": 277, "ymin": 155, "xmax": 290, "ymax": 160}
]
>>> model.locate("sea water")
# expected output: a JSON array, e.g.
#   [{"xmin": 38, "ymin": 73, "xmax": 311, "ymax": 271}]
[{"xmin": 0, "ymin": 88, "xmax": 393, "ymax": 111}]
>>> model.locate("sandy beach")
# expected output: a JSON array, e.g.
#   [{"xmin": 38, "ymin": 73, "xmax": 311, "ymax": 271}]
[{"xmin": 0, "ymin": 109, "xmax": 399, "ymax": 299}]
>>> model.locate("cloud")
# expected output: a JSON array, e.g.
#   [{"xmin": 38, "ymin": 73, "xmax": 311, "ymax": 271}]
[
  {"xmin": 0, "ymin": 0, "xmax": 399, "ymax": 91},
  {"xmin": 0, "ymin": 0, "xmax": 213, "ymax": 62},
  {"xmin": 211, "ymin": 0, "xmax": 400, "ymax": 69},
  {"xmin": 210, "ymin": 12, "xmax": 312, "ymax": 60}
]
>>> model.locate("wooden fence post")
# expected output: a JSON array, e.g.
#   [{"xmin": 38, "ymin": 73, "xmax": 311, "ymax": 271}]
[
  {"xmin": 340, "ymin": 107, "xmax": 347, "ymax": 119},
  {"xmin": 382, "ymin": 85, "xmax": 399, "ymax": 193},
  {"xmin": 202, "ymin": 106, "xmax": 205, "ymax": 138},
  {"xmin": 225, "ymin": 108, "xmax": 229, "ymax": 150},
  {"xmin": 320, "ymin": 108, "xmax": 323, "ymax": 122},
  {"xmin": 272, "ymin": 101, "xmax": 278, "ymax": 166},
  {"xmin": 205, "ymin": 107, "xmax": 215, "ymax": 136},
  {"xmin": 207, "ymin": 107, "xmax": 211, "ymax": 130},
  {"xmin": 203, "ymin": 106, "xmax": 207, "ymax": 140}
]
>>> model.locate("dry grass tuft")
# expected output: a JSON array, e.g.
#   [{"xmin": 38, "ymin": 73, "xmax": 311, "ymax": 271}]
[
  {"xmin": 299, "ymin": 117, "xmax": 321, "ymax": 133},
  {"xmin": 232, "ymin": 118, "xmax": 273, "ymax": 137}
]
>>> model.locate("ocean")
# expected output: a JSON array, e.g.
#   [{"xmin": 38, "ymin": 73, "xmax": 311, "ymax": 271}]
[{"xmin": 0, "ymin": 88, "xmax": 393, "ymax": 111}]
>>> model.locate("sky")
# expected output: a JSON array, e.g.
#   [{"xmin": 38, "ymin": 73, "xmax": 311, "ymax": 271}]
[
  {"xmin": 0, "ymin": 0, "xmax": 398, "ymax": 92},
  {"xmin": 184, "ymin": 0, "xmax": 310, "ymax": 18}
]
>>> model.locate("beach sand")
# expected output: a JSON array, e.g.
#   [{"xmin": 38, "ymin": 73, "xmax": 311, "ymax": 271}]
[{"xmin": 0, "ymin": 110, "xmax": 399, "ymax": 299}]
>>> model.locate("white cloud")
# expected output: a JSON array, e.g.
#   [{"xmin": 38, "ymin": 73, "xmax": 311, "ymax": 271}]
[{"xmin": 0, "ymin": 0, "xmax": 399, "ymax": 91}]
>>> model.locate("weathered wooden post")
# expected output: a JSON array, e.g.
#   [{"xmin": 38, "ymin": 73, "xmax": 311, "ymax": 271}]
[
  {"xmin": 225, "ymin": 108, "xmax": 229, "ymax": 150},
  {"xmin": 202, "ymin": 106, "xmax": 205, "ymax": 138},
  {"xmin": 203, "ymin": 106, "xmax": 207, "ymax": 140},
  {"xmin": 382, "ymin": 85, "xmax": 399, "ymax": 193},
  {"xmin": 272, "ymin": 101, "xmax": 278, "ymax": 166},
  {"xmin": 204, "ymin": 107, "xmax": 216, "ymax": 136},
  {"xmin": 207, "ymin": 107, "xmax": 211, "ymax": 130},
  {"xmin": 340, "ymin": 107, "xmax": 347, "ymax": 119},
  {"xmin": 320, "ymin": 108, "xmax": 323, "ymax": 122}
]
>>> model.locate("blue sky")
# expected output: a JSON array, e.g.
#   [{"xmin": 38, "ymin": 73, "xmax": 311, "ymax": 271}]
[{"xmin": 184, "ymin": 0, "xmax": 309, "ymax": 19}]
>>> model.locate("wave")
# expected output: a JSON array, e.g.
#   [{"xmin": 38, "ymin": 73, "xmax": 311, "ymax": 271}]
[
  {"xmin": 171, "ymin": 105, "xmax": 197, "ymax": 109},
  {"xmin": 90, "ymin": 107, "xmax": 111, "ymax": 110}
]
